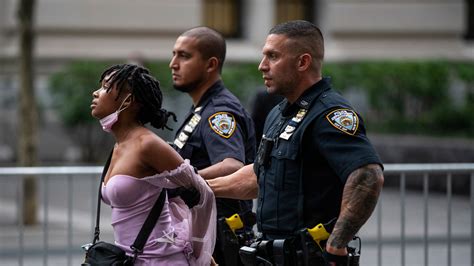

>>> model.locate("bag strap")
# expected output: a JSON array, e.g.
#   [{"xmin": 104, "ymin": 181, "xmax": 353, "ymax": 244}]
[
  {"xmin": 93, "ymin": 148, "xmax": 168, "ymax": 257},
  {"xmin": 92, "ymin": 149, "xmax": 114, "ymax": 244},
  {"xmin": 130, "ymin": 187, "xmax": 167, "ymax": 254}
]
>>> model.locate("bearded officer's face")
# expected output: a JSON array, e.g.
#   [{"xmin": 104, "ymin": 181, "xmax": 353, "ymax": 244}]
[
  {"xmin": 169, "ymin": 36, "xmax": 209, "ymax": 93},
  {"xmin": 258, "ymin": 34, "xmax": 300, "ymax": 99}
]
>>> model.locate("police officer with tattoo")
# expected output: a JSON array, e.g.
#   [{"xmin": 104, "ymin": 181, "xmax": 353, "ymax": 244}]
[
  {"xmin": 208, "ymin": 20, "xmax": 384, "ymax": 266},
  {"xmin": 170, "ymin": 26, "xmax": 256, "ymax": 266}
]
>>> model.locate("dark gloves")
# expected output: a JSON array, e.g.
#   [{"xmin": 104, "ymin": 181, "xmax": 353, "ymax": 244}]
[
  {"xmin": 167, "ymin": 187, "xmax": 201, "ymax": 209},
  {"xmin": 322, "ymin": 250, "xmax": 348, "ymax": 266}
]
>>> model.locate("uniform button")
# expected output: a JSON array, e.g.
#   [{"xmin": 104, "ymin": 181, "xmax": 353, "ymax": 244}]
[{"xmin": 278, "ymin": 151, "xmax": 282, "ymax": 155}]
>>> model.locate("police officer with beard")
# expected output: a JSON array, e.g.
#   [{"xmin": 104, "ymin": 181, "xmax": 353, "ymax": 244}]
[
  {"xmin": 208, "ymin": 20, "xmax": 384, "ymax": 266},
  {"xmin": 169, "ymin": 26, "xmax": 256, "ymax": 266}
]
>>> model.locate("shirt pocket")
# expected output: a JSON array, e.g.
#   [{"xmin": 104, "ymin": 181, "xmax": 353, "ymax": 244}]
[{"xmin": 270, "ymin": 141, "xmax": 300, "ymax": 191}]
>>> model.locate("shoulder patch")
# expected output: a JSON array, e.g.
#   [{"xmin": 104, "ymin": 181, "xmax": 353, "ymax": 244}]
[
  {"xmin": 326, "ymin": 109, "xmax": 359, "ymax": 135},
  {"xmin": 208, "ymin": 112, "xmax": 237, "ymax": 138}
]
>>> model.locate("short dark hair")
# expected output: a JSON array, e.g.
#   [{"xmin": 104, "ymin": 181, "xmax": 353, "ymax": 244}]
[
  {"xmin": 270, "ymin": 20, "xmax": 324, "ymax": 65},
  {"xmin": 99, "ymin": 63, "xmax": 176, "ymax": 130},
  {"xmin": 180, "ymin": 26, "xmax": 226, "ymax": 73}
]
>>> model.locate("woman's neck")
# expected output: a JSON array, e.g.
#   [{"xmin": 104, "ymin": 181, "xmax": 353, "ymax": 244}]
[{"xmin": 113, "ymin": 122, "xmax": 143, "ymax": 144}]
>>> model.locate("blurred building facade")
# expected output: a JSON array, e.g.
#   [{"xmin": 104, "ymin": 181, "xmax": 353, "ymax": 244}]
[
  {"xmin": 0, "ymin": 0, "xmax": 472, "ymax": 163},
  {"xmin": 0, "ymin": 0, "xmax": 471, "ymax": 67}
]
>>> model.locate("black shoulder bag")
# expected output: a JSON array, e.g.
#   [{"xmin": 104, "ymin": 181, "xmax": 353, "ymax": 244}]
[{"xmin": 82, "ymin": 150, "xmax": 166, "ymax": 266}]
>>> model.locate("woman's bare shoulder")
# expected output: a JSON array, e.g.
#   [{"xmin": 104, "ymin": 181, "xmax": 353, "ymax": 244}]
[{"xmin": 136, "ymin": 129, "xmax": 184, "ymax": 172}]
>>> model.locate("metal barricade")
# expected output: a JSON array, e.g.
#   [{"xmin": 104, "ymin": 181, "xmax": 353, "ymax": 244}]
[
  {"xmin": 0, "ymin": 166, "xmax": 102, "ymax": 266},
  {"xmin": 381, "ymin": 163, "xmax": 474, "ymax": 266},
  {"xmin": 0, "ymin": 163, "xmax": 473, "ymax": 266}
]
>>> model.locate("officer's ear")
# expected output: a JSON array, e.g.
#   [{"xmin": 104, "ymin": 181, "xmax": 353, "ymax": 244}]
[
  {"xmin": 297, "ymin": 53, "xmax": 312, "ymax": 72},
  {"xmin": 206, "ymin": 57, "xmax": 219, "ymax": 73}
]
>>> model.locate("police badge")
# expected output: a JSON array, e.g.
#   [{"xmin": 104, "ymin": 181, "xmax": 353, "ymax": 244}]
[
  {"xmin": 326, "ymin": 109, "xmax": 359, "ymax": 135},
  {"xmin": 208, "ymin": 112, "xmax": 237, "ymax": 138}
]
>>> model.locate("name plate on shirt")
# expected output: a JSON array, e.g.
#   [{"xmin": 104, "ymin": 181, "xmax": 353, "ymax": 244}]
[{"xmin": 174, "ymin": 113, "xmax": 201, "ymax": 149}]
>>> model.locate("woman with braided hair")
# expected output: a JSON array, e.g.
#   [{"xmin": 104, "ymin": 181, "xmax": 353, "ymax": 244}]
[{"xmin": 91, "ymin": 63, "xmax": 216, "ymax": 265}]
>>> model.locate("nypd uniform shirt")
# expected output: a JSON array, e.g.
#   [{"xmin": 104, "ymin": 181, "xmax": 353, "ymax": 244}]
[
  {"xmin": 254, "ymin": 78, "xmax": 383, "ymax": 237},
  {"xmin": 173, "ymin": 80, "xmax": 256, "ymax": 217}
]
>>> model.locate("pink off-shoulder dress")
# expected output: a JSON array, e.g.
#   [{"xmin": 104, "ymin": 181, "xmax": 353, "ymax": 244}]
[{"xmin": 101, "ymin": 160, "xmax": 216, "ymax": 266}]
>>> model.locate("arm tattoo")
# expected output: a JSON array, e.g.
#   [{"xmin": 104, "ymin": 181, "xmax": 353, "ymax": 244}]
[{"xmin": 327, "ymin": 164, "xmax": 384, "ymax": 249}]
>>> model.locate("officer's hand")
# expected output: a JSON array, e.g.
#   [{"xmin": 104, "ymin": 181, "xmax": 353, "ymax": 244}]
[
  {"xmin": 322, "ymin": 250, "xmax": 348, "ymax": 266},
  {"xmin": 168, "ymin": 187, "xmax": 201, "ymax": 209}
]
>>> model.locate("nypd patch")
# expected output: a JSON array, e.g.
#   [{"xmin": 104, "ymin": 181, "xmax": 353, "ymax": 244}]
[
  {"xmin": 326, "ymin": 109, "xmax": 359, "ymax": 135},
  {"xmin": 208, "ymin": 112, "xmax": 236, "ymax": 138}
]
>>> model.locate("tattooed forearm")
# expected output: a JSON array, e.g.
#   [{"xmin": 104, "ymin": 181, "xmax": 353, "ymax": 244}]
[{"xmin": 327, "ymin": 164, "xmax": 384, "ymax": 249}]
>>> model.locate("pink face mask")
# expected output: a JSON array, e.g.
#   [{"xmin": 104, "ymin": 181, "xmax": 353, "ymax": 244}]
[{"xmin": 99, "ymin": 95, "xmax": 131, "ymax": 133}]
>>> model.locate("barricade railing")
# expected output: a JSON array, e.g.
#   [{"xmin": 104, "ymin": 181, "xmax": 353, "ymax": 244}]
[
  {"xmin": 382, "ymin": 163, "xmax": 474, "ymax": 266},
  {"xmin": 0, "ymin": 163, "xmax": 473, "ymax": 266},
  {"xmin": 0, "ymin": 166, "xmax": 102, "ymax": 266}
]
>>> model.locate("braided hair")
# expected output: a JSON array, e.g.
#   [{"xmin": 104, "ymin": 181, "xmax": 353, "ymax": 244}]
[{"xmin": 99, "ymin": 63, "xmax": 176, "ymax": 130}]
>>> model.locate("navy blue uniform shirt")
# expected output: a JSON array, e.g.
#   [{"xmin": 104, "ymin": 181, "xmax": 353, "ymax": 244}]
[
  {"xmin": 173, "ymin": 80, "xmax": 256, "ymax": 217},
  {"xmin": 254, "ymin": 78, "xmax": 383, "ymax": 238}
]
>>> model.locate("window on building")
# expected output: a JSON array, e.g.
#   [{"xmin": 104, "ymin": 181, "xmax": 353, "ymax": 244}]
[
  {"xmin": 466, "ymin": 0, "xmax": 474, "ymax": 40},
  {"xmin": 275, "ymin": 0, "xmax": 314, "ymax": 25},
  {"xmin": 202, "ymin": 0, "xmax": 242, "ymax": 38}
]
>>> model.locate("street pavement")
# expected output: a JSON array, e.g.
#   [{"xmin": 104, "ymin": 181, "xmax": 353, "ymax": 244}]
[{"xmin": 0, "ymin": 178, "xmax": 471, "ymax": 266}]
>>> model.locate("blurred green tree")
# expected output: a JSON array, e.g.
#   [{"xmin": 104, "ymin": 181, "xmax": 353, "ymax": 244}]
[
  {"xmin": 49, "ymin": 61, "xmax": 114, "ymax": 162},
  {"xmin": 50, "ymin": 59, "xmax": 474, "ymax": 157}
]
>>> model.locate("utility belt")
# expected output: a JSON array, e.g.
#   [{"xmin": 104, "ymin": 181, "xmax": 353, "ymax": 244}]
[
  {"xmin": 217, "ymin": 210, "xmax": 257, "ymax": 266},
  {"xmin": 239, "ymin": 218, "xmax": 361, "ymax": 266}
]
